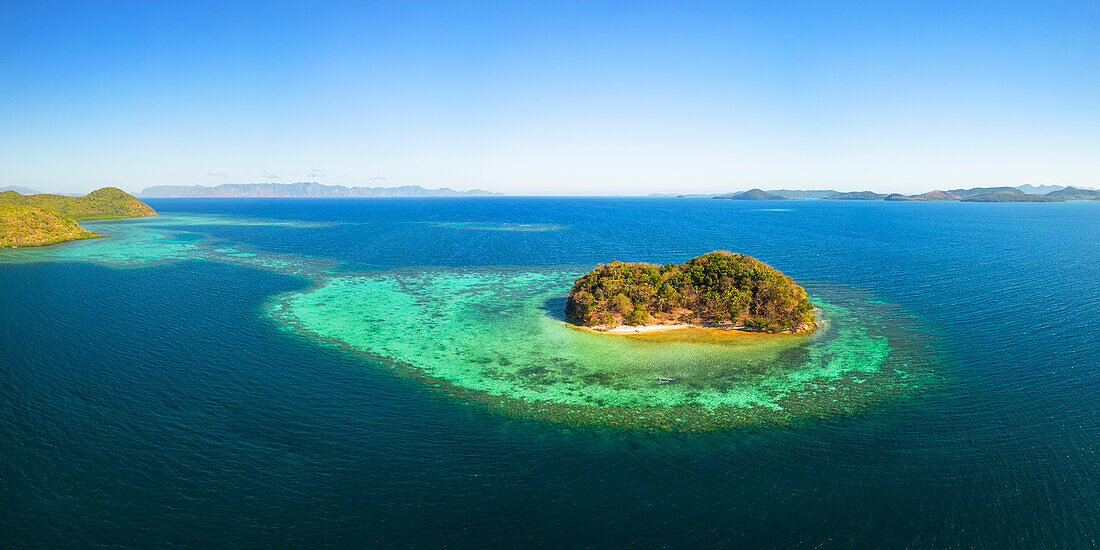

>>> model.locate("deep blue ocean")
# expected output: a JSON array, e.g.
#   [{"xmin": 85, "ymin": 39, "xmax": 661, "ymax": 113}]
[{"xmin": 2, "ymin": 198, "xmax": 1097, "ymax": 547}]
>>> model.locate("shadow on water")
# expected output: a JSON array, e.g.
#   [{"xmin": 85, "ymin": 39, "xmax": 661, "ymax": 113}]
[{"xmin": 538, "ymin": 295, "xmax": 571, "ymax": 323}]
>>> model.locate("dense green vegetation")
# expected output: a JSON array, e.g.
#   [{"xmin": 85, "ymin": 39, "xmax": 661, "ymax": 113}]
[
  {"xmin": 0, "ymin": 205, "xmax": 102, "ymax": 247},
  {"xmin": 566, "ymin": 251, "xmax": 816, "ymax": 333},
  {"xmin": 0, "ymin": 187, "xmax": 154, "ymax": 247},
  {"xmin": 0, "ymin": 187, "xmax": 155, "ymax": 220}
]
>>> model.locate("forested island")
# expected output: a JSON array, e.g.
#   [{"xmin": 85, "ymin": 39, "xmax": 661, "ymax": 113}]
[
  {"xmin": 0, "ymin": 187, "xmax": 155, "ymax": 247},
  {"xmin": 566, "ymin": 251, "xmax": 816, "ymax": 334}
]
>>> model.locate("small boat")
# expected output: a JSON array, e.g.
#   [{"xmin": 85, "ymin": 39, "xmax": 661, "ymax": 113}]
[{"xmin": 657, "ymin": 377, "xmax": 675, "ymax": 383}]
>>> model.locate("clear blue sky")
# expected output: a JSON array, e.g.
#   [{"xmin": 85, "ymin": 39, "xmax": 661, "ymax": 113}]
[{"xmin": 2, "ymin": 1, "xmax": 1098, "ymax": 195}]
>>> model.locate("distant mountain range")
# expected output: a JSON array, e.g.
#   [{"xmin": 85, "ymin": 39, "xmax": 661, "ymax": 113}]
[
  {"xmin": 655, "ymin": 184, "xmax": 1100, "ymax": 202},
  {"xmin": 139, "ymin": 182, "xmax": 500, "ymax": 198},
  {"xmin": 8, "ymin": 182, "xmax": 1096, "ymax": 201},
  {"xmin": 1016, "ymin": 184, "xmax": 1067, "ymax": 195},
  {"xmin": 818, "ymin": 185, "xmax": 1098, "ymax": 202},
  {"xmin": 1, "ymin": 186, "xmax": 42, "ymax": 195}
]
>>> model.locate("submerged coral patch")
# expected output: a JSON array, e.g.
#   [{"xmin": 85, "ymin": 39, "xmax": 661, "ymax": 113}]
[
  {"xmin": 0, "ymin": 213, "xmax": 339, "ymax": 277},
  {"xmin": 268, "ymin": 268, "xmax": 934, "ymax": 430},
  {"xmin": 3, "ymin": 213, "xmax": 935, "ymax": 431}
]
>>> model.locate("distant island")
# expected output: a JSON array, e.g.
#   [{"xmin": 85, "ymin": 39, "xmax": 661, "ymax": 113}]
[
  {"xmin": 885, "ymin": 190, "xmax": 960, "ymax": 201},
  {"xmin": 1046, "ymin": 187, "xmax": 1100, "ymax": 200},
  {"xmin": 669, "ymin": 184, "xmax": 1100, "ymax": 202},
  {"xmin": 961, "ymin": 192, "xmax": 1060, "ymax": 203},
  {"xmin": 0, "ymin": 187, "xmax": 155, "ymax": 247},
  {"xmin": 824, "ymin": 186, "xmax": 1081, "ymax": 201},
  {"xmin": 140, "ymin": 182, "xmax": 500, "ymax": 198},
  {"xmin": 715, "ymin": 189, "xmax": 787, "ymax": 200},
  {"xmin": 566, "ymin": 251, "xmax": 815, "ymax": 334}
]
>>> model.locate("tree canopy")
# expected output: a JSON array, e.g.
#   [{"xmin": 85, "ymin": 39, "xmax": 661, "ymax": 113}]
[
  {"xmin": 0, "ymin": 187, "xmax": 154, "ymax": 247},
  {"xmin": 565, "ymin": 251, "xmax": 815, "ymax": 333},
  {"xmin": 0, "ymin": 187, "xmax": 155, "ymax": 220}
]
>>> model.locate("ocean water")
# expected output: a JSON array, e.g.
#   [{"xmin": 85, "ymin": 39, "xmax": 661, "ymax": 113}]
[{"xmin": 1, "ymin": 198, "xmax": 1097, "ymax": 547}]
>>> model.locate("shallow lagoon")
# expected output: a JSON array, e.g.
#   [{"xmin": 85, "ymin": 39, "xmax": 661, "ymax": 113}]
[
  {"xmin": 270, "ymin": 268, "xmax": 932, "ymax": 430},
  {"xmin": 3, "ymin": 211, "xmax": 934, "ymax": 430}
]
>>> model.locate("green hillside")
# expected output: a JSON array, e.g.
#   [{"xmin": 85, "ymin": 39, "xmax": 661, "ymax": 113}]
[
  {"xmin": 0, "ymin": 187, "xmax": 156, "ymax": 220},
  {"xmin": 0, "ymin": 205, "xmax": 103, "ymax": 247},
  {"xmin": 1045, "ymin": 187, "xmax": 1100, "ymax": 200},
  {"xmin": 0, "ymin": 187, "xmax": 155, "ymax": 247}
]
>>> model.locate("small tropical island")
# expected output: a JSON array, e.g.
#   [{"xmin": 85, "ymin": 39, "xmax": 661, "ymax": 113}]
[
  {"xmin": 0, "ymin": 187, "xmax": 156, "ymax": 247},
  {"xmin": 566, "ymin": 251, "xmax": 816, "ymax": 334}
]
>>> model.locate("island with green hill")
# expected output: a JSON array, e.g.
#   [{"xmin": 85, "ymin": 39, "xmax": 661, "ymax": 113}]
[
  {"xmin": 566, "ymin": 251, "xmax": 816, "ymax": 334},
  {"xmin": 675, "ymin": 184, "xmax": 1100, "ymax": 201},
  {"xmin": 714, "ymin": 188, "xmax": 787, "ymax": 200},
  {"xmin": 0, "ymin": 187, "xmax": 156, "ymax": 247}
]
